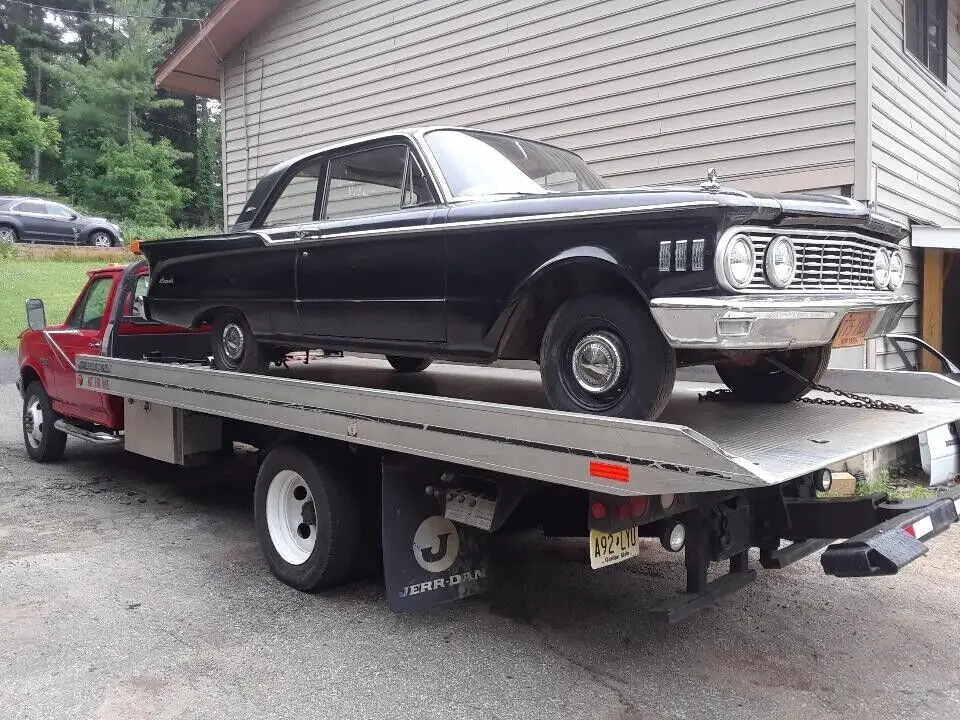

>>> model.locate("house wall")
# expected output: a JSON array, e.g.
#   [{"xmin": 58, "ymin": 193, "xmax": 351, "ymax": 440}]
[
  {"xmin": 220, "ymin": 0, "xmax": 860, "ymax": 225},
  {"xmin": 869, "ymin": 0, "xmax": 960, "ymax": 369}
]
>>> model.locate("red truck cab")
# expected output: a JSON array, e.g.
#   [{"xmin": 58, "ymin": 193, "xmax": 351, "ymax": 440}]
[{"xmin": 17, "ymin": 259, "xmax": 209, "ymax": 461}]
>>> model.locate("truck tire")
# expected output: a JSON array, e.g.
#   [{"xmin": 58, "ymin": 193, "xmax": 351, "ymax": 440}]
[
  {"xmin": 385, "ymin": 355, "xmax": 432, "ymax": 373},
  {"xmin": 539, "ymin": 293, "xmax": 677, "ymax": 420},
  {"xmin": 22, "ymin": 381, "xmax": 67, "ymax": 463},
  {"xmin": 715, "ymin": 345, "xmax": 832, "ymax": 402},
  {"xmin": 211, "ymin": 310, "xmax": 268, "ymax": 373},
  {"xmin": 254, "ymin": 444, "xmax": 361, "ymax": 592}
]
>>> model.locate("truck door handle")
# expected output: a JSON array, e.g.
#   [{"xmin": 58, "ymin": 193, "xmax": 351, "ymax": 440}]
[{"xmin": 91, "ymin": 341, "xmax": 102, "ymax": 350}]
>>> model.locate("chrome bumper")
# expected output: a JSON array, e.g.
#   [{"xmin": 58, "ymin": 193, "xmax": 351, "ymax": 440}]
[{"xmin": 649, "ymin": 294, "xmax": 912, "ymax": 350}]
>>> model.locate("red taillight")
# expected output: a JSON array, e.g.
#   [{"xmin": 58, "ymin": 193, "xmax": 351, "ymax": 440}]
[
  {"xmin": 591, "ymin": 502, "xmax": 606, "ymax": 519},
  {"xmin": 617, "ymin": 503, "xmax": 631, "ymax": 520},
  {"xmin": 631, "ymin": 496, "xmax": 649, "ymax": 518}
]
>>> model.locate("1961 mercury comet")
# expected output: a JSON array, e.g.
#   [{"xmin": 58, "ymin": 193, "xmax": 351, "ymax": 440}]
[{"xmin": 141, "ymin": 126, "xmax": 912, "ymax": 421}]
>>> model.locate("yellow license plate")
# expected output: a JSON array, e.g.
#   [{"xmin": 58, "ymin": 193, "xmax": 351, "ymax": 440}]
[
  {"xmin": 832, "ymin": 310, "xmax": 876, "ymax": 349},
  {"xmin": 589, "ymin": 527, "xmax": 640, "ymax": 569}
]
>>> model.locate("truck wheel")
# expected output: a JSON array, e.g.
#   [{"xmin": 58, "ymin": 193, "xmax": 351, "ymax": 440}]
[
  {"xmin": 211, "ymin": 310, "xmax": 267, "ymax": 373},
  {"xmin": 22, "ymin": 381, "xmax": 67, "ymax": 463},
  {"xmin": 385, "ymin": 356, "xmax": 432, "ymax": 373},
  {"xmin": 715, "ymin": 345, "xmax": 832, "ymax": 402},
  {"xmin": 254, "ymin": 445, "xmax": 361, "ymax": 591},
  {"xmin": 539, "ymin": 294, "xmax": 677, "ymax": 420}
]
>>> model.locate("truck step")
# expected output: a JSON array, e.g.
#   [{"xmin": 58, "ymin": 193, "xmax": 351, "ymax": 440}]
[{"xmin": 54, "ymin": 420, "xmax": 123, "ymax": 446}]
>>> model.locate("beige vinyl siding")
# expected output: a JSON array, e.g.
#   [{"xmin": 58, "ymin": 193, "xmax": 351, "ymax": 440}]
[
  {"xmin": 221, "ymin": 0, "xmax": 859, "ymax": 225},
  {"xmin": 870, "ymin": 0, "xmax": 960, "ymax": 227},
  {"xmin": 869, "ymin": 0, "xmax": 960, "ymax": 369}
]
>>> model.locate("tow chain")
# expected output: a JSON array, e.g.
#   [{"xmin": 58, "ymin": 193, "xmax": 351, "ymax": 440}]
[{"xmin": 698, "ymin": 355, "xmax": 920, "ymax": 414}]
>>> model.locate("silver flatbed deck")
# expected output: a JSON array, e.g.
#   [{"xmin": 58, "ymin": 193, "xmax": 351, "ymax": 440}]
[{"xmin": 76, "ymin": 354, "xmax": 960, "ymax": 496}]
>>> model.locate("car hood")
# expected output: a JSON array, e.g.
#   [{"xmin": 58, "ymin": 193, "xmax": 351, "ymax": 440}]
[{"xmin": 451, "ymin": 185, "xmax": 909, "ymax": 243}]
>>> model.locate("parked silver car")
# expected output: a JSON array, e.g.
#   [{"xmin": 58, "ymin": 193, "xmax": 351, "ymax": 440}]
[{"xmin": 0, "ymin": 197, "xmax": 123, "ymax": 247}]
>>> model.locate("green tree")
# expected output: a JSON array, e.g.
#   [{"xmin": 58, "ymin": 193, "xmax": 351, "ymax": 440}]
[
  {"xmin": 0, "ymin": 45, "xmax": 60, "ymax": 192},
  {"xmin": 74, "ymin": 137, "xmax": 193, "ymax": 225},
  {"xmin": 195, "ymin": 101, "xmax": 222, "ymax": 227}
]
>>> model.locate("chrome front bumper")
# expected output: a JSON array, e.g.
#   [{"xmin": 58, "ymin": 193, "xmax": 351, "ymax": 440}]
[{"xmin": 649, "ymin": 294, "xmax": 913, "ymax": 350}]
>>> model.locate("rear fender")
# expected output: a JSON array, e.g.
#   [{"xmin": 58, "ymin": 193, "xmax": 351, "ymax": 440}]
[{"xmin": 495, "ymin": 246, "xmax": 649, "ymax": 360}]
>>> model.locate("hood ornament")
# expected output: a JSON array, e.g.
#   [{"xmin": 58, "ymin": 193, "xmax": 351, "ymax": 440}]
[{"xmin": 700, "ymin": 167, "xmax": 721, "ymax": 192}]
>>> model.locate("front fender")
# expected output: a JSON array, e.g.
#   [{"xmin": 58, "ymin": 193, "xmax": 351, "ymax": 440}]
[
  {"xmin": 492, "ymin": 246, "xmax": 649, "ymax": 358},
  {"xmin": 510, "ymin": 245, "xmax": 648, "ymax": 306}
]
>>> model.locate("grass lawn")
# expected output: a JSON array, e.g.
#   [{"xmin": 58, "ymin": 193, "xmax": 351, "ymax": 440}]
[{"xmin": 0, "ymin": 259, "xmax": 108, "ymax": 351}]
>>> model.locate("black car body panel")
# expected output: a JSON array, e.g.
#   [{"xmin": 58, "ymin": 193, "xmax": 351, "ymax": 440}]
[{"xmin": 140, "ymin": 126, "xmax": 912, "ymax": 364}]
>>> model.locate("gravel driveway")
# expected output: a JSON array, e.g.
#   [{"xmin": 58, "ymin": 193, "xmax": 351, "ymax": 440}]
[{"xmin": 1, "ymin": 356, "xmax": 958, "ymax": 720}]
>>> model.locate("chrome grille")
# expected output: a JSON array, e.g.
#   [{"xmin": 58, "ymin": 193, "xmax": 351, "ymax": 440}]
[{"xmin": 745, "ymin": 230, "xmax": 887, "ymax": 292}]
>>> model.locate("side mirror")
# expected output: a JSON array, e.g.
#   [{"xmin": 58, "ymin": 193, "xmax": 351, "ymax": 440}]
[
  {"xmin": 25, "ymin": 298, "xmax": 46, "ymax": 330},
  {"xmin": 133, "ymin": 295, "xmax": 146, "ymax": 319}
]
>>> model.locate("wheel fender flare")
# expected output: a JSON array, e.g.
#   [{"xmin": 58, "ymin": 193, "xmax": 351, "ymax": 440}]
[
  {"xmin": 494, "ymin": 246, "xmax": 649, "ymax": 355},
  {"xmin": 0, "ymin": 215, "xmax": 25, "ymax": 237}
]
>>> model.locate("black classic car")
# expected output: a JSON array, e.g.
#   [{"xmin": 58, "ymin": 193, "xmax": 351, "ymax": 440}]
[
  {"xmin": 140, "ymin": 126, "xmax": 912, "ymax": 421},
  {"xmin": 0, "ymin": 196, "xmax": 123, "ymax": 247}
]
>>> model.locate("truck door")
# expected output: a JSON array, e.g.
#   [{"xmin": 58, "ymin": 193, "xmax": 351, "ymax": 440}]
[{"xmin": 47, "ymin": 273, "xmax": 117, "ymax": 424}]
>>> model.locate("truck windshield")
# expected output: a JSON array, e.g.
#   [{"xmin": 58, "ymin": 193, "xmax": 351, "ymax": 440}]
[{"xmin": 423, "ymin": 129, "xmax": 608, "ymax": 200}]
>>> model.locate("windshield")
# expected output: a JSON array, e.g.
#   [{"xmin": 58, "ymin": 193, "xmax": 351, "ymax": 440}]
[{"xmin": 424, "ymin": 129, "xmax": 608, "ymax": 199}]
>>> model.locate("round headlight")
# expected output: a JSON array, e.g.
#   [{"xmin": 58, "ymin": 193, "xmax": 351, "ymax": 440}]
[
  {"xmin": 764, "ymin": 236, "xmax": 796, "ymax": 289},
  {"xmin": 873, "ymin": 249, "xmax": 890, "ymax": 290},
  {"xmin": 888, "ymin": 251, "xmax": 905, "ymax": 290},
  {"xmin": 722, "ymin": 234, "xmax": 756, "ymax": 289}
]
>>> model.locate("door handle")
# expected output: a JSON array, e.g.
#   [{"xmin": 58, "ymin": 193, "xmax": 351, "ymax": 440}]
[{"xmin": 91, "ymin": 341, "xmax": 102, "ymax": 350}]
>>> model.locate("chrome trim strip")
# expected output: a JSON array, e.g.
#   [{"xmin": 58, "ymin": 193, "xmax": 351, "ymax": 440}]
[
  {"xmin": 691, "ymin": 238, "xmax": 705, "ymax": 271},
  {"xmin": 675, "ymin": 239, "xmax": 688, "ymax": 271},
  {"xmin": 304, "ymin": 201, "xmax": 719, "ymax": 242}
]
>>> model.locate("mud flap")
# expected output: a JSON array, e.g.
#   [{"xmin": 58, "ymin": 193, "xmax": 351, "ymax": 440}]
[{"xmin": 381, "ymin": 454, "xmax": 490, "ymax": 611}]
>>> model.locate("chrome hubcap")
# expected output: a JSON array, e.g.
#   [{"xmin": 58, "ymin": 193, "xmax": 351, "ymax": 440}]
[
  {"xmin": 221, "ymin": 323, "xmax": 245, "ymax": 361},
  {"xmin": 93, "ymin": 233, "xmax": 111, "ymax": 247},
  {"xmin": 265, "ymin": 470, "xmax": 316, "ymax": 565},
  {"xmin": 571, "ymin": 332, "xmax": 624, "ymax": 394},
  {"xmin": 25, "ymin": 397, "xmax": 44, "ymax": 448}
]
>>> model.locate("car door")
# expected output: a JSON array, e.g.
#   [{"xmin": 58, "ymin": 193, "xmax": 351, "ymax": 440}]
[
  {"xmin": 44, "ymin": 202, "xmax": 81, "ymax": 243},
  {"xmin": 10, "ymin": 200, "xmax": 49, "ymax": 241},
  {"xmin": 47, "ymin": 274, "xmax": 117, "ymax": 423},
  {"xmin": 293, "ymin": 141, "xmax": 445, "ymax": 343}
]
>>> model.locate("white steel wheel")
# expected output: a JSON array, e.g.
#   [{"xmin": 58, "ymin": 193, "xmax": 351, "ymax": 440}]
[
  {"xmin": 24, "ymin": 396, "xmax": 45, "ymax": 449},
  {"xmin": 254, "ymin": 445, "xmax": 361, "ymax": 591},
  {"xmin": 265, "ymin": 469, "xmax": 316, "ymax": 565}
]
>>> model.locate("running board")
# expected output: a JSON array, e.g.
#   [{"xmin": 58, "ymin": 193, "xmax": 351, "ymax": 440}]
[{"xmin": 54, "ymin": 419, "xmax": 123, "ymax": 446}]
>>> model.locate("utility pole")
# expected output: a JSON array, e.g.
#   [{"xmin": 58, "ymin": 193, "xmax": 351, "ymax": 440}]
[{"xmin": 31, "ymin": 55, "xmax": 40, "ymax": 182}]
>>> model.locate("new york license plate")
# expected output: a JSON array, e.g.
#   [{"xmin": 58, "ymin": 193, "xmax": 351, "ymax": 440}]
[
  {"xmin": 589, "ymin": 527, "xmax": 640, "ymax": 569},
  {"xmin": 832, "ymin": 310, "xmax": 876, "ymax": 349}
]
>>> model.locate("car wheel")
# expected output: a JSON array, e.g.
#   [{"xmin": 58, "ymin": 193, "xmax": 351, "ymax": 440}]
[
  {"xmin": 0, "ymin": 224, "xmax": 19, "ymax": 244},
  {"xmin": 211, "ymin": 310, "xmax": 268, "ymax": 373},
  {"xmin": 254, "ymin": 444, "xmax": 361, "ymax": 591},
  {"xmin": 22, "ymin": 381, "xmax": 67, "ymax": 463},
  {"xmin": 89, "ymin": 231, "xmax": 115, "ymax": 248},
  {"xmin": 715, "ymin": 346, "xmax": 832, "ymax": 402},
  {"xmin": 539, "ymin": 294, "xmax": 677, "ymax": 420},
  {"xmin": 385, "ymin": 356, "xmax": 433, "ymax": 373}
]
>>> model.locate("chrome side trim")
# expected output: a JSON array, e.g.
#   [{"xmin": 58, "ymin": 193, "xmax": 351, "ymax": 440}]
[{"xmin": 300, "ymin": 201, "xmax": 720, "ymax": 243}]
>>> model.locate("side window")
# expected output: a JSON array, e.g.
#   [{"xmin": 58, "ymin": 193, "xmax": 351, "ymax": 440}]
[
  {"xmin": 68, "ymin": 277, "xmax": 113, "ymax": 331},
  {"xmin": 261, "ymin": 158, "xmax": 324, "ymax": 228},
  {"xmin": 121, "ymin": 274, "xmax": 150, "ymax": 318},
  {"xmin": 48, "ymin": 204, "xmax": 75, "ymax": 219},
  {"xmin": 14, "ymin": 201, "xmax": 45, "ymax": 214},
  {"xmin": 324, "ymin": 145, "xmax": 410, "ymax": 220}
]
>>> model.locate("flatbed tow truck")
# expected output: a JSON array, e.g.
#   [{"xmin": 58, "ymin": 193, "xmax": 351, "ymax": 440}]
[{"xmin": 16, "ymin": 259, "xmax": 960, "ymax": 622}]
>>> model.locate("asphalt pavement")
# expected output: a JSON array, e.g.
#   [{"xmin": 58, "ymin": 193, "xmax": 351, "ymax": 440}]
[{"xmin": 1, "ymin": 353, "xmax": 959, "ymax": 720}]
